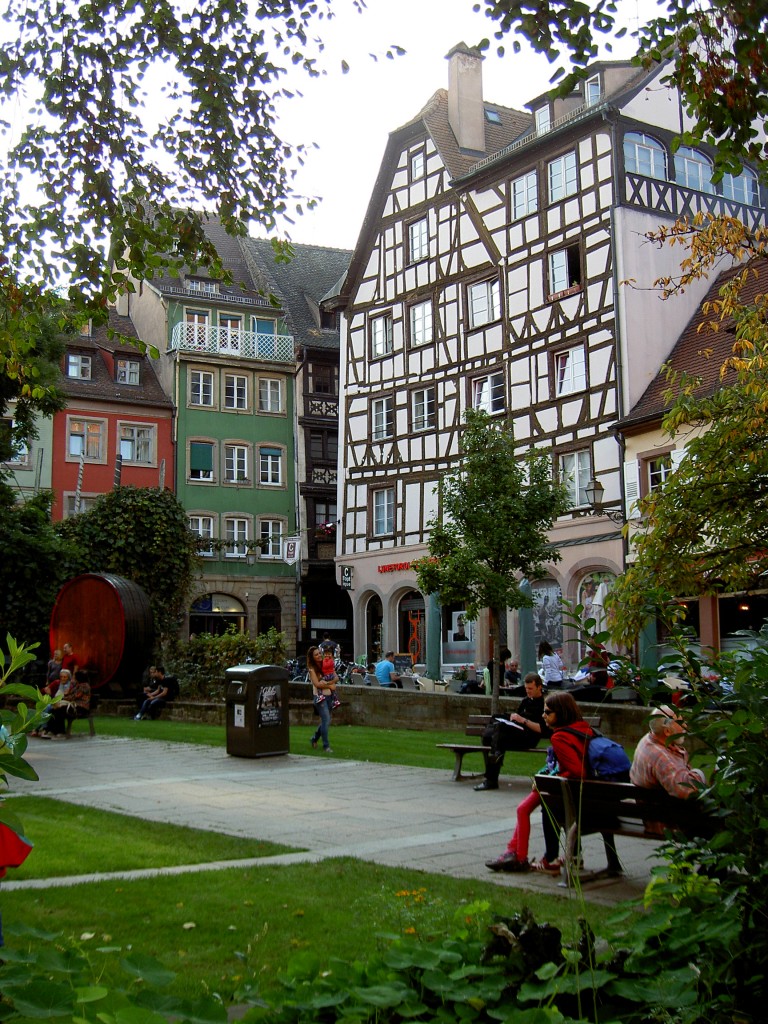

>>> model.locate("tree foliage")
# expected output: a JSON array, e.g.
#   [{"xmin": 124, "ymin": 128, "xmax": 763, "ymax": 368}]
[
  {"xmin": 414, "ymin": 411, "xmax": 569, "ymax": 695},
  {"xmin": 56, "ymin": 486, "xmax": 200, "ymax": 644},
  {"xmin": 0, "ymin": 485, "xmax": 82, "ymax": 647},
  {"xmin": 0, "ymin": 262, "xmax": 67, "ymax": 456},
  {"xmin": 478, "ymin": 0, "xmax": 768, "ymax": 181}
]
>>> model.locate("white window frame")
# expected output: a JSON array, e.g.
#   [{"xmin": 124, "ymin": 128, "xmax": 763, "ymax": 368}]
[
  {"xmin": 535, "ymin": 106, "xmax": 551, "ymax": 134},
  {"xmin": 259, "ymin": 446, "xmax": 283, "ymax": 486},
  {"xmin": 224, "ymin": 373, "xmax": 248, "ymax": 410},
  {"xmin": 1, "ymin": 418, "xmax": 29, "ymax": 465},
  {"xmin": 67, "ymin": 416, "xmax": 105, "ymax": 462},
  {"xmin": 412, "ymin": 387, "xmax": 436, "ymax": 431},
  {"xmin": 372, "ymin": 487, "xmax": 394, "ymax": 537},
  {"xmin": 560, "ymin": 449, "xmax": 591, "ymax": 508},
  {"xmin": 372, "ymin": 396, "xmax": 394, "ymax": 441},
  {"xmin": 721, "ymin": 167, "xmax": 759, "ymax": 206},
  {"xmin": 554, "ymin": 346, "xmax": 587, "ymax": 396},
  {"xmin": 409, "ymin": 299, "xmax": 433, "ymax": 345},
  {"xmin": 548, "ymin": 245, "xmax": 581, "ymax": 295},
  {"xmin": 585, "ymin": 74, "xmax": 601, "ymax": 106},
  {"xmin": 119, "ymin": 423, "xmax": 155, "ymax": 464},
  {"xmin": 258, "ymin": 376, "xmax": 282, "ymax": 413},
  {"xmin": 188, "ymin": 515, "xmax": 215, "ymax": 556},
  {"xmin": 189, "ymin": 441, "xmax": 215, "ymax": 482},
  {"xmin": 187, "ymin": 278, "xmax": 219, "ymax": 294},
  {"xmin": 408, "ymin": 218, "xmax": 429, "ymax": 262},
  {"xmin": 116, "ymin": 358, "xmax": 140, "ymax": 385},
  {"xmin": 472, "ymin": 371, "xmax": 505, "ymax": 415},
  {"xmin": 64, "ymin": 492, "xmax": 99, "ymax": 517},
  {"xmin": 674, "ymin": 146, "xmax": 714, "ymax": 194},
  {"xmin": 225, "ymin": 517, "xmax": 249, "ymax": 557},
  {"xmin": 468, "ymin": 278, "xmax": 501, "ymax": 328},
  {"xmin": 370, "ymin": 314, "xmax": 393, "ymax": 358},
  {"xmin": 190, "ymin": 369, "xmax": 214, "ymax": 407},
  {"xmin": 259, "ymin": 519, "xmax": 284, "ymax": 559},
  {"xmin": 512, "ymin": 170, "xmax": 538, "ymax": 218},
  {"xmin": 647, "ymin": 454, "xmax": 673, "ymax": 493},
  {"xmin": 548, "ymin": 151, "xmax": 578, "ymax": 202},
  {"xmin": 410, "ymin": 150, "xmax": 425, "ymax": 180},
  {"xmin": 624, "ymin": 132, "xmax": 667, "ymax": 181},
  {"xmin": 224, "ymin": 444, "xmax": 249, "ymax": 484},
  {"xmin": 66, "ymin": 354, "xmax": 92, "ymax": 380}
]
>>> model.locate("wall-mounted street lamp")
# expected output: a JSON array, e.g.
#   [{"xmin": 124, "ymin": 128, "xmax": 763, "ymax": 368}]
[{"xmin": 580, "ymin": 478, "xmax": 624, "ymax": 527}]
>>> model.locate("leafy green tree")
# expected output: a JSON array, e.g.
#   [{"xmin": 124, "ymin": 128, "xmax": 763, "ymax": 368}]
[
  {"xmin": 0, "ymin": 265, "xmax": 67, "ymax": 462},
  {"xmin": 479, "ymin": 0, "xmax": 767, "ymax": 181},
  {"xmin": 57, "ymin": 486, "xmax": 200, "ymax": 645},
  {"xmin": 0, "ymin": 485, "xmax": 82, "ymax": 648},
  {"xmin": 414, "ymin": 410, "xmax": 570, "ymax": 710}
]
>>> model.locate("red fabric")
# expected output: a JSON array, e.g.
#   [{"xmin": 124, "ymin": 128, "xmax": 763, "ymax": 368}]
[
  {"xmin": 551, "ymin": 720, "xmax": 594, "ymax": 778},
  {"xmin": 505, "ymin": 789, "xmax": 541, "ymax": 860},
  {"xmin": 61, "ymin": 652, "xmax": 77, "ymax": 674},
  {"xmin": 0, "ymin": 822, "xmax": 33, "ymax": 878}
]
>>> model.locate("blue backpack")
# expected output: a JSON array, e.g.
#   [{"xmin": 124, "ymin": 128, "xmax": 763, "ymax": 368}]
[{"xmin": 564, "ymin": 727, "xmax": 631, "ymax": 781}]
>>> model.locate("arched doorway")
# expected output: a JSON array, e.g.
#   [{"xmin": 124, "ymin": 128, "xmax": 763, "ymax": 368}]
[
  {"xmin": 365, "ymin": 594, "xmax": 383, "ymax": 665},
  {"xmin": 398, "ymin": 590, "xmax": 425, "ymax": 665},
  {"xmin": 189, "ymin": 593, "xmax": 245, "ymax": 636},
  {"xmin": 257, "ymin": 595, "xmax": 282, "ymax": 635}
]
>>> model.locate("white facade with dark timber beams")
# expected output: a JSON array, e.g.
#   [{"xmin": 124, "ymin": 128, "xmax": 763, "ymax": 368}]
[{"xmin": 331, "ymin": 45, "xmax": 767, "ymax": 673}]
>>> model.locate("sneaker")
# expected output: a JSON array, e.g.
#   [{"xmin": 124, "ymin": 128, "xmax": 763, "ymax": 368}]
[
  {"xmin": 134, "ymin": 714, "xmax": 143, "ymax": 721},
  {"xmin": 314, "ymin": 694, "xmax": 326, "ymax": 705},
  {"xmin": 331, "ymin": 699, "xmax": 341, "ymax": 710},
  {"xmin": 323, "ymin": 747, "xmax": 334, "ymax": 754},
  {"xmin": 485, "ymin": 852, "xmax": 529, "ymax": 873}
]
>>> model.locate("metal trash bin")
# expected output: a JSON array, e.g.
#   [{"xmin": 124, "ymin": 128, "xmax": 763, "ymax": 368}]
[{"xmin": 225, "ymin": 664, "xmax": 290, "ymax": 758}]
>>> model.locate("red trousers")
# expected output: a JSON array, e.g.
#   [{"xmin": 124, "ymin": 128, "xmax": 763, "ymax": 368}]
[{"xmin": 504, "ymin": 789, "xmax": 541, "ymax": 861}]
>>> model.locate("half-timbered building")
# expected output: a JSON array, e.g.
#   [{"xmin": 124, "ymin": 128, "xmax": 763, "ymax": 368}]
[{"xmin": 332, "ymin": 44, "xmax": 767, "ymax": 673}]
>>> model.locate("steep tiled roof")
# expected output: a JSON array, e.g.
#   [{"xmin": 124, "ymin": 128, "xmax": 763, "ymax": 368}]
[
  {"xmin": 61, "ymin": 310, "xmax": 172, "ymax": 408},
  {"xmin": 240, "ymin": 238, "xmax": 351, "ymax": 352},
  {"xmin": 620, "ymin": 259, "xmax": 768, "ymax": 430}
]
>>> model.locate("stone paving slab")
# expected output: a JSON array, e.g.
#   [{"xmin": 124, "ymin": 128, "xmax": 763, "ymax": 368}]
[{"xmin": 4, "ymin": 736, "xmax": 663, "ymax": 906}]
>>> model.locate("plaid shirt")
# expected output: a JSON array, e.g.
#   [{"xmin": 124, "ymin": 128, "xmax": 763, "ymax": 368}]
[{"xmin": 630, "ymin": 732, "xmax": 701, "ymax": 799}]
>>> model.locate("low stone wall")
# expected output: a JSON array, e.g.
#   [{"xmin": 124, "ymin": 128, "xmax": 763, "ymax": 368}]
[{"xmin": 98, "ymin": 683, "xmax": 652, "ymax": 746}]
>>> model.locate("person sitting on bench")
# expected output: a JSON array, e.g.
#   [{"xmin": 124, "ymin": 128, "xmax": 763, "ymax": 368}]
[
  {"xmin": 630, "ymin": 705, "xmax": 705, "ymax": 833},
  {"xmin": 475, "ymin": 672, "xmax": 550, "ymax": 791}
]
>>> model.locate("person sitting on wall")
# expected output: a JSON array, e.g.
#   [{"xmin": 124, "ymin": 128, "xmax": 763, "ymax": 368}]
[
  {"xmin": 134, "ymin": 665, "xmax": 177, "ymax": 721},
  {"xmin": 374, "ymin": 652, "xmax": 401, "ymax": 688},
  {"xmin": 474, "ymin": 672, "xmax": 550, "ymax": 791}
]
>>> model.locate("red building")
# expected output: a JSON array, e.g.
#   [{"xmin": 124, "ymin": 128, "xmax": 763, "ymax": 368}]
[{"xmin": 51, "ymin": 311, "xmax": 174, "ymax": 520}]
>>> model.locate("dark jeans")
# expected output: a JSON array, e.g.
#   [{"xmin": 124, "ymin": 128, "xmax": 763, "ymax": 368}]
[
  {"xmin": 481, "ymin": 721, "xmax": 540, "ymax": 785},
  {"xmin": 139, "ymin": 697, "xmax": 166, "ymax": 720}
]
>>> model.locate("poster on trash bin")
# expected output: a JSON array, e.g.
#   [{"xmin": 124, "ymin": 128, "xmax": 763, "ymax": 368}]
[
  {"xmin": 256, "ymin": 685, "xmax": 283, "ymax": 727},
  {"xmin": 233, "ymin": 704, "xmax": 245, "ymax": 728}
]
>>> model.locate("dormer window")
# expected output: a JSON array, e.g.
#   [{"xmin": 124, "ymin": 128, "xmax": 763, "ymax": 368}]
[
  {"xmin": 66, "ymin": 354, "xmax": 92, "ymax": 380},
  {"xmin": 79, "ymin": 320, "xmax": 92, "ymax": 337},
  {"xmin": 535, "ymin": 106, "xmax": 551, "ymax": 135},
  {"xmin": 187, "ymin": 278, "xmax": 219, "ymax": 295},
  {"xmin": 585, "ymin": 74, "xmax": 601, "ymax": 106},
  {"xmin": 116, "ymin": 358, "xmax": 140, "ymax": 385}
]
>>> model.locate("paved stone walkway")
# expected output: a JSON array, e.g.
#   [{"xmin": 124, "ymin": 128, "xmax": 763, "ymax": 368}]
[{"xmin": 4, "ymin": 736, "xmax": 664, "ymax": 906}]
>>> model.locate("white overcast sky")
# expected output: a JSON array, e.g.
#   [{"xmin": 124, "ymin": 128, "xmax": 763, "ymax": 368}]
[{"xmin": 270, "ymin": 0, "xmax": 658, "ymax": 251}]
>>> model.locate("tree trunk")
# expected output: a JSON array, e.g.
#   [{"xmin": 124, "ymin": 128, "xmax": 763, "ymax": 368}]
[{"xmin": 489, "ymin": 606, "xmax": 500, "ymax": 715}]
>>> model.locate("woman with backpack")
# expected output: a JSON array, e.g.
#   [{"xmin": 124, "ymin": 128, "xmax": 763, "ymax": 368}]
[{"xmin": 485, "ymin": 691, "xmax": 594, "ymax": 874}]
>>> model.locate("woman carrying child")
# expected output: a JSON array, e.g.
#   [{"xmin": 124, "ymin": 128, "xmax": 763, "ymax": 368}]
[{"xmin": 307, "ymin": 646, "xmax": 339, "ymax": 754}]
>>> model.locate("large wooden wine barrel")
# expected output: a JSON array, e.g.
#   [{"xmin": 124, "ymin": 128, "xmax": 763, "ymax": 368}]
[{"xmin": 49, "ymin": 574, "xmax": 154, "ymax": 691}]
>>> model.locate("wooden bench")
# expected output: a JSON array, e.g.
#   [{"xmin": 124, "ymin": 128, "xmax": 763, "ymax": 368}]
[
  {"xmin": 437, "ymin": 715, "xmax": 601, "ymax": 782},
  {"xmin": 536, "ymin": 774, "xmax": 717, "ymax": 886},
  {"xmin": 65, "ymin": 695, "xmax": 99, "ymax": 737}
]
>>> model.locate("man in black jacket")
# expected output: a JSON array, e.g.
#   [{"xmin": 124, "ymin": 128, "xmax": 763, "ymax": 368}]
[{"xmin": 475, "ymin": 672, "xmax": 549, "ymax": 791}]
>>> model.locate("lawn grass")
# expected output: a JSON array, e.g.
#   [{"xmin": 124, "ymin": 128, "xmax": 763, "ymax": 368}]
[
  {"xmin": 1, "ymin": 852, "xmax": 616, "ymax": 1001},
  {"xmin": 78, "ymin": 715, "xmax": 549, "ymax": 779},
  {"xmin": 5, "ymin": 796, "xmax": 298, "ymax": 879}
]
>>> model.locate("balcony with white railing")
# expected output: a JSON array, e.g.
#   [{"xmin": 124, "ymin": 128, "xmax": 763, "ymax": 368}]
[{"xmin": 170, "ymin": 322, "xmax": 296, "ymax": 363}]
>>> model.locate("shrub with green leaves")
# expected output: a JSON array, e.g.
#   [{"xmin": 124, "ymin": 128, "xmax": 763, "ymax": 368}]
[{"xmin": 168, "ymin": 626, "xmax": 287, "ymax": 700}]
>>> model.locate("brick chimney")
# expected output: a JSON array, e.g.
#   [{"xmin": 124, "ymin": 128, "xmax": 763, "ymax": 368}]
[{"xmin": 446, "ymin": 43, "xmax": 486, "ymax": 153}]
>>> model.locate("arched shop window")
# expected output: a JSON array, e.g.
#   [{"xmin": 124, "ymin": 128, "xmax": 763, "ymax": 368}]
[
  {"xmin": 257, "ymin": 595, "xmax": 282, "ymax": 635},
  {"xmin": 365, "ymin": 594, "xmax": 383, "ymax": 665},
  {"xmin": 532, "ymin": 580, "xmax": 563, "ymax": 651},
  {"xmin": 398, "ymin": 591, "xmax": 425, "ymax": 664},
  {"xmin": 189, "ymin": 593, "xmax": 245, "ymax": 636}
]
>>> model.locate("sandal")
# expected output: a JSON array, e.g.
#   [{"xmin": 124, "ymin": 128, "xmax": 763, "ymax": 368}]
[{"xmin": 533, "ymin": 857, "xmax": 563, "ymax": 874}]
